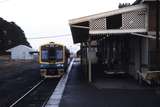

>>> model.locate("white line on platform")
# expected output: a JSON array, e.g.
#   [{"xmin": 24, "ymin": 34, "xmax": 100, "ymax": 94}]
[{"xmin": 45, "ymin": 58, "xmax": 74, "ymax": 107}]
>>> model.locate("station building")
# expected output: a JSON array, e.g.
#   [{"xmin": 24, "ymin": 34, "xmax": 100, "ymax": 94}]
[
  {"xmin": 7, "ymin": 45, "xmax": 34, "ymax": 60},
  {"xmin": 69, "ymin": 0, "xmax": 160, "ymax": 84}
]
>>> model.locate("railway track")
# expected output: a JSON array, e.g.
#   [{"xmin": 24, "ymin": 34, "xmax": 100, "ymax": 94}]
[{"xmin": 9, "ymin": 78, "xmax": 59, "ymax": 107}]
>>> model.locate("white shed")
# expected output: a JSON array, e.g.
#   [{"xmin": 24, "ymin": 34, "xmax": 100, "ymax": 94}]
[{"xmin": 6, "ymin": 45, "xmax": 34, "ymax": 60}]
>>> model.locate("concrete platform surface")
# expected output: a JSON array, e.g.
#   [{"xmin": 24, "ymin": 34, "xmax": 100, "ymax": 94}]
[{"xmin": 59, "ymin": 62, "xmax": 160, "ymax": 107}]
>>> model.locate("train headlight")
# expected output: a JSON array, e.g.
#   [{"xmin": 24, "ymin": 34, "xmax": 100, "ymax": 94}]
[
  {"xmin": 56, "ymin": 64, "xmax": 64, "ymax": 67},
  {"xmin": 40, "ymin": 64, "xmax": 46, "ymax": 68}
]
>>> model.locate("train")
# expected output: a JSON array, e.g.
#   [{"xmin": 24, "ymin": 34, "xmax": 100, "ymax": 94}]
[{"xmin": 39, "ymin": 42, "xmax": 70, "ymax": 78}]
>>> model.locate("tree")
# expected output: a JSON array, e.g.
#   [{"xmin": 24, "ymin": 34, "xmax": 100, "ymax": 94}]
[{"xmin": 0, "ymin": 18, "xmax": 31, "ymax": 54}]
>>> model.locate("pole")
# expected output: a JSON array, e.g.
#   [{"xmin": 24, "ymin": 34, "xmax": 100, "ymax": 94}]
[
  {"xmin": 88, "ymin": 40, "xmax": 92, "ymax": 82},
  {"xmin": 156, "ymin": 0, "xmax": 159, "ymax": 69},
  {"xmin": 156, "ymin": 0, "xmax": 159, "ymax": 49},
  {"xmin": 80, "ymin": 43, "xmax": 82, "ymax": 65}
]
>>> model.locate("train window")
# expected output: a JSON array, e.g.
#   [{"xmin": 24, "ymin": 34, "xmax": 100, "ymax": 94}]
[
  {"xmin": 55, "ymin": 49, "xmax": 63, "ymax": 61},
  {"xmin": 41, "ymin": 50, "xmax": 48, "ymax": 62}
]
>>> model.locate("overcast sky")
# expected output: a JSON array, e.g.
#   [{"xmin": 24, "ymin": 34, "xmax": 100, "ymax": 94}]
[{"xmin": 0, "ymin": 0, "xmax": 135, "ymax": 52}]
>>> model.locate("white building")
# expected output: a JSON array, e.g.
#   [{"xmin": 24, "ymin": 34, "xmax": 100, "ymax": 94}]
[{"xmin": 6, "ymin": 45, "xmax": 34, "ymax": 60}]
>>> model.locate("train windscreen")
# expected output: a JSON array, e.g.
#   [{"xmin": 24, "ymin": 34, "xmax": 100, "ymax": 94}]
[
  {"xmin": 55, "ymin": 49, "xmax": 63, "ymax": 61},
  {"xmin": 41, "ymin": 45, "xmax": 63, "ymax": 62},
  {"xmin": 41, "ymin": 49, "xmax": 49, "ymax": 62}
]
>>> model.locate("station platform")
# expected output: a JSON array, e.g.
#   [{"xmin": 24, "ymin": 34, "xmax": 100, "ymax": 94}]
[{"xmin": 46, "ymin": 59, "xmax": 160, "ymax": 107}]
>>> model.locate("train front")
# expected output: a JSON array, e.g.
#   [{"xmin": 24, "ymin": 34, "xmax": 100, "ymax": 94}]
[{"xmin": 39, "ymin": 43, "xmax": 65, "ymax": 78}]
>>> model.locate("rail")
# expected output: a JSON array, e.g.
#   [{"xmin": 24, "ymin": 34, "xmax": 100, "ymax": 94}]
[{"xmin": 9, "ymin": 79, "xmax": 46, "ymax": 107}]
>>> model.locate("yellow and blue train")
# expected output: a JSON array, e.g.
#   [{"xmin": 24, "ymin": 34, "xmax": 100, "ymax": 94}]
[{"xmin": 39, "ymin": 42, "xmax": 70, "ymax": 78}]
